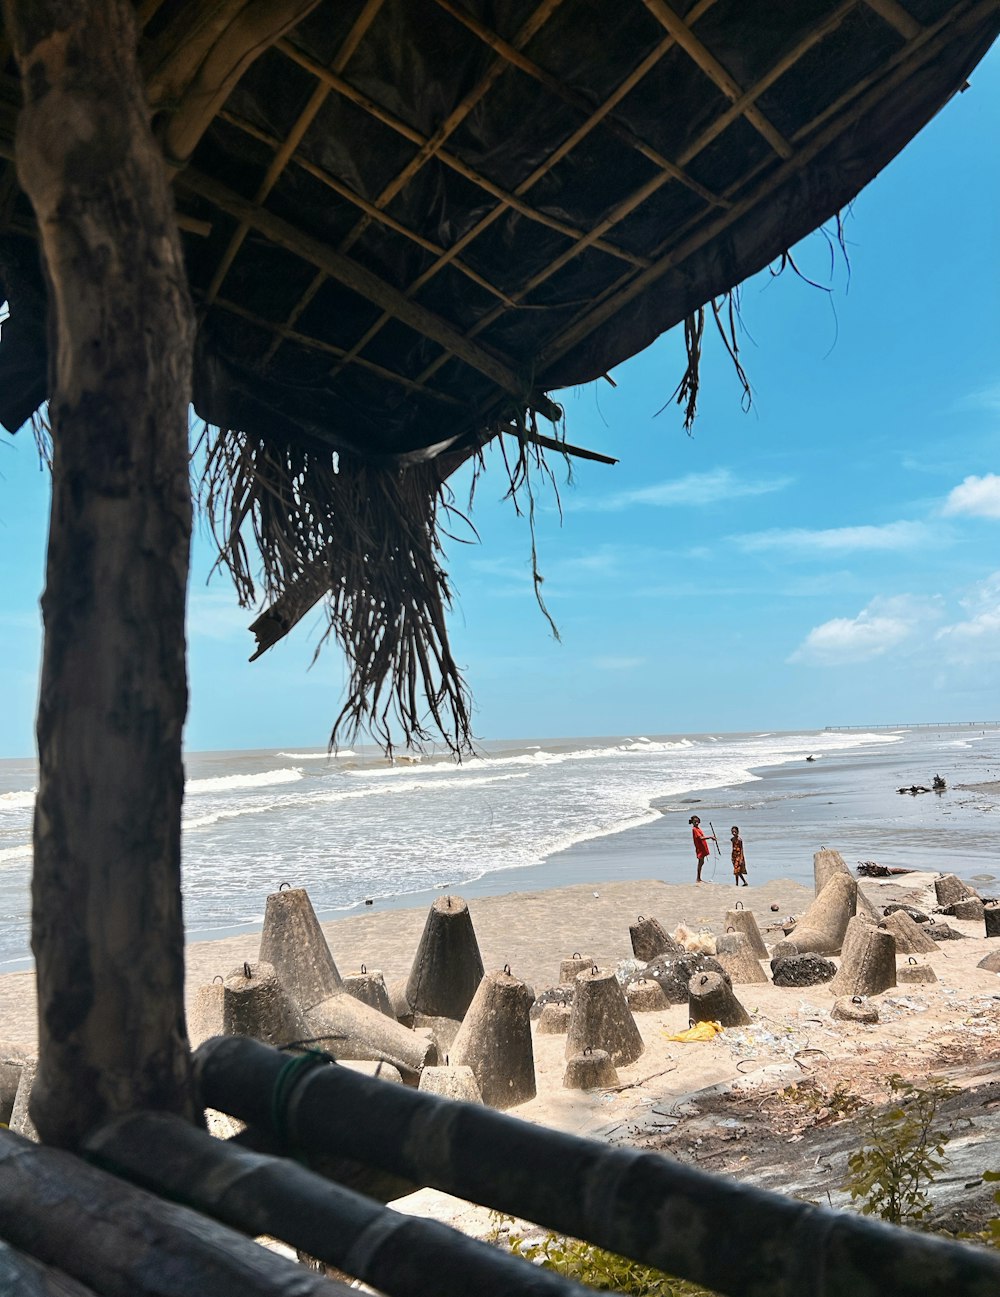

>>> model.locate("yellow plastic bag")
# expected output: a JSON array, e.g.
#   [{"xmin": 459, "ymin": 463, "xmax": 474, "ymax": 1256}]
[{"xmin": 664, "ymin": 1020, "xmax": 723, "ymax": 1043}]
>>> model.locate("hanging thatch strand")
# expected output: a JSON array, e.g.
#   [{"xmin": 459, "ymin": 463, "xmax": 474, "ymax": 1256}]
[{"xmin": 201, "ymin": 427, "xmax": 472, "ymax": 752}]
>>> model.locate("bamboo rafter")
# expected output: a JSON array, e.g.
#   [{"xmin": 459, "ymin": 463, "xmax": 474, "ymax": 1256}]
[
  {"xmin": 641, "ymin": 0, "xmax": 794, "ymax": 158},
  {"xmin": 411, "ymin": 0, "xmax": 861, "ymax": 392},
  {"xmin": 178, "ymin": 165, "xmax": 562, "ymax": 421},
  {"xmin": 217, "ymin": 107, "xmax": 518, "ymax": 308},
  {"xmin": 863, "ymin": 0, "xmax": 923, "ymax": 38},
  {"xmin": 321, "ymin": 0, "xmax": 720, "ymax": 387},
  {"xmin": 204, "ymin": 0, "xmax": 385, "ymax": 306},
  {"xmin": 536, "ymin": 0, "xmax": 995, "ymax": 374}
]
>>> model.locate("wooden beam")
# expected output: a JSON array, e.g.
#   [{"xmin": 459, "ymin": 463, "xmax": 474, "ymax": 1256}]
[
  {"xmin": 178, "ymin": 166, "xmax": 561, "ymax": 421},
  {"xmin": 641, "ymin": 0, "xmax": 794, "ymax": 158},
  {"xmin": 864, "ymin": 0, "xmax": 923, "ymax": 39},
  {"xmin": 161, "ymin": 0, "xmax": 324, "ymax": 165},
  {"xmin": 5, "ymin": 0, "xmax": 197, "ymax": 1148}
]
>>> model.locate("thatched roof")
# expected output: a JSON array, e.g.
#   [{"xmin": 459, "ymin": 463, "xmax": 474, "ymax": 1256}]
[{"xmin": 1, "ymin": 0, "xmax": 997, "ymax": 746}]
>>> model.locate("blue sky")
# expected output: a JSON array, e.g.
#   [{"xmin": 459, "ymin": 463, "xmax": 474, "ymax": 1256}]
[{"xmin": 1, "ymin": 45, "xmax": 998, "ymax": 756}]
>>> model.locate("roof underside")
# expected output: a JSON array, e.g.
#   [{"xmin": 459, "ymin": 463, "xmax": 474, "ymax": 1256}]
[{"xmin": 1, "ymin": 0, "xmax": 997, "ymax": 461}]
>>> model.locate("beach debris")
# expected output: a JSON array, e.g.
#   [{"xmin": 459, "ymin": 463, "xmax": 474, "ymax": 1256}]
[
  {"xmin": 724, "ymin": 906, "xmax": 769, "ymax": 959},
  {"xmin": 418, "ymin": 1064, "xmax": 483, "ymax": 1103},
  {"xmin": 814, "ymin": 849, "xmax": 880, "ymax": 921},
  {"xmin": 770, "ymin": 954, "xmax": 836, "ymax": 987},
  {"xmin": 8, "ymin": 1055, "xmax": 38, "ymax": 1141},
  {"xmin": 536, "ymin": 1002, "xmax": 573, "ymax": 1035},
  {"xmin": 625, "ymin": 978, "xmax": 671, "ymax": 1012},
  {"xmin": 940, "ymin": 898, "xmax": 986, "ymax": 922},
  {"xmin": 985, "ymin": 904, "xmax": 1000, "ymax": 939},
  {"xmin": 451, "ymin": 968, "xmax": 536, "ymax": 1109},
  {"xmin": 338, "ymin": 1060, "xmax": 404, "ymax": 1084},
  {"xmin": 897, "ymin": 785, "xmax": 931, "ymax": 795},
  {"xmin": 927, "ymin": 923, "xmax": 966, "ymax": 941},
  {"xmin": 977, "ymin": 951, "xmax": 1000, "ymax": 972},
  {"xmin": 564, "ymin": 1048, "xmax": 619, "ymax": 1089},
  {"xmin": 629, "ymin": 915, "xmax": 682, "ymax": 962},
  {"xmin": 832, "ymin": 997, "xmax": 879, "ymax": 1024},
  {"xmin": 364, "ymin": 898, "xmax": 374, "ymax": 905},
  {"xmin": 688, "ymin": 970, "xmax": 751, "ymax": 1028},
  {"xmin": 405, "ymin": 895, "xmax": 485, "ymax": 1023},
  {"xmin": 566, "ymin": 967, "xmax": 644, "ymax": 1066},
  {"xmin": 259, "ymin": 886, "xmax": 344, "ymax": 1011},
  {"xmin": 770, "ymin": 904, "xmax": 780, "ymax": 912},
  {"xmin": 933, "ymin": 774, "xmax": 947, "ymax": 791},
  {"xmin": 672, "ymin": 923, "xmax": 717, "ymax": 955},
  {"xmin": 829, "ymin": 918, "xmax": 896, "ymax": 998},
  {"xmin": 343, "ymin": 967, "xmax": 395, "ymax": 1018},
  {"xmin": 628, "ymin": 953, "xmax": 724, "ymax": 1004},
  {"xmin": 882, "ymin": 903, "xmax": 930, "ymax": 924},
  {"xmin": 715, "ymin": 932, "xmax": 768, "ymax": 985},
  {"xmin": 559, "ymin": 954, "xmax": 594, "ymax": 983},
  {"xmin": 856, "ymin": 862, "xmax": 913, "ymax": 878},
  {"xmin": 665, "ymin": 1020, "xmax": 723, "ymax": 1043},
  {"xmin": 897, "ymin": 959, "xmax": 937, "ymax": 985},
  {"xmin": 531, "ymin": 986, "xmax": 575, "ymax": 1018},
  {"xmin": 882, "ymin": 909, "xmax": 938, "ymax": 955},
  {"xmin": 935, "ymin": 874, "xmax": 979, "ymax": 908},
  {"xmin": 783, "ymin": 873, "xmax": 858, "ymax": 956}
]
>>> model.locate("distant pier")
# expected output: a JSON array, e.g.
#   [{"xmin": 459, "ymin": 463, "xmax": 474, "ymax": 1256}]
[{"xmin": 825, "ymin": 721, "xmax": 999, "ymax": 731}]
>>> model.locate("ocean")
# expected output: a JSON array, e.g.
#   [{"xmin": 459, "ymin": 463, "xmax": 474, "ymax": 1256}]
[{"xmin": 1, "ymin": 724, "xmax": 998, "ymax": 969}]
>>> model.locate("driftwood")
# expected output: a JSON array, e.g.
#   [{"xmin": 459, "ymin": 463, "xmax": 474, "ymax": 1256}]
[
  {"xmin": 195, "ymin": 1037, "xmax": 1000, "ymax": 1297},
  {"xmin": 5, "ymin": 0, "xmax": 197, "ymax": 1146},
  {"xmin": 0, "ymin": 1128, "xmax": 354, "ymax": 1296},
  {"xmin": 86, "ymin": 1111, "xmax": 593, "ymax": 1297}
]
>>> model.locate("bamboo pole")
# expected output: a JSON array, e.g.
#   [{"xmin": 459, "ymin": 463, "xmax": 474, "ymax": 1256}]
[
  {"xmin": 195, "ymin": 1037, "xmax": 1000, "ymax": 1297},
  {"xmin": 0, "ymin": 1239, "xmax": 98, "ymax": 1296},
  {"xmin": 0, "ymin": 1129, "xmax": 354, "ymax": 1297},
  {"xmin": 87, "ymin": 1110, "xmax": 594, "ymax": 1297}
]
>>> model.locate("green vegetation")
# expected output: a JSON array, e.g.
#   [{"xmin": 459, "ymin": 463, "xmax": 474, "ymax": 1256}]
[
  {"xmin": 843, "ymin": 1075, "xmax": 956, "ymax": 1227},
  {"xmin": 502, "ymin": 1223, "xmax": 716, "ymax": 1296}
]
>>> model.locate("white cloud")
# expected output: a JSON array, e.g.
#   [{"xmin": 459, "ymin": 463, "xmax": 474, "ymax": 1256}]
[
  {"xmin": 737, "ymin": 520, "xmax": 929, "ymax": 554},
  {"xmin": 789, "ymin": 595, "xmax": 942, "ymax": 665},
  {"xmin": 935, "ymin": 571, "xmax": 1000, "ymax": 661},
  {"xmin": 187, "ymin": 590, "xmax": 255, "ymax": 640},
  {"xmin": 570, "ymin": 468, "xmax": 791, "ymax": 512},
  {"xmin": 942, "ymin": 474, "xmax": 1000, "ymax": 520},
  {"xmin": 956, "ymin": 383, "xmax": 1000, "ymax": 414}
]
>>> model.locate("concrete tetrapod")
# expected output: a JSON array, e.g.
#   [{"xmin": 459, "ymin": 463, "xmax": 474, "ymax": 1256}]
[
  {"xmin": 688, "ymin": 971, "xmax": 751, "ymax": 1028},
  {"xmin": 629, "ymin": 916, "xmax": 681, "ymax": 962},
  {"xmin": 882, "ymin": 909, "xmax": 938, "ymax": 955},
  {"xmin": 305, "ymin": 992, "xmax": 436, "ymax": 1083},
  {"xmin": 558, "ymin": 954, "xmax": 593, "ymax": 983},
  {"xmin": 715, "ymin": 932, "xmax": 767, "ymax": 984},
  {"xmin": 342, "ymin": 968, "xmax": 395, "ymax": 1018},
  {"xmin": 450, "ymin": 969, "xmax": 536, "ymax": 1110},
  {"xmin": 723, "ymin": 906, "xmax": 768, "ymax": 959},
  {"xmin": 222, "ymin": 961, "xmax": 308, "ymax": 1049},
  {"xmin": 828, "ymin": 917, "xmax": 897, "ymax": 997},
  {"xmin": 8, "ymin": 1056, "xmax": 37, "ymax": 1140},
  {"xmin": 813, "ymin": 849, "xmax": 880, "ymax": 921},
  {"xmin": 935, "ymin": 873, "xmax": 978, "ymax": 908},
  {"xmin": 625, "ymin": 979, "xmax": 670, "ymax": 1012},
  {"xmin": 986, "ymin": 905, "xmax": 1000, "ymax": 939},
  {"xmin": 258, "ymin": 886, "xmax": 343, "ymax": 1012},
  {"xmin": 405, "ymin": 895, "xmax": 485, "ymax": 1022},
  {"xmin": 565, "ymin": 968, "xmax": 644, "ymax": 1066},
  {"xmin": 564, "ymin": 1049, "xmax": 619, "ymax": 1090},
  {"xmin": 418, "ymin": 1065, "xmax": 483, "ymax": 1103},
  {"xmin": 785, "ymin": 872, "xmax": 857, "ymax": 955},
  {"xmin": 188, "ymin": 981, "xmax": 225, "ymax": 1048},
  {"xmin": 536, "ymin": 1003, "xmax": 572, "ymax": 1034}
]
